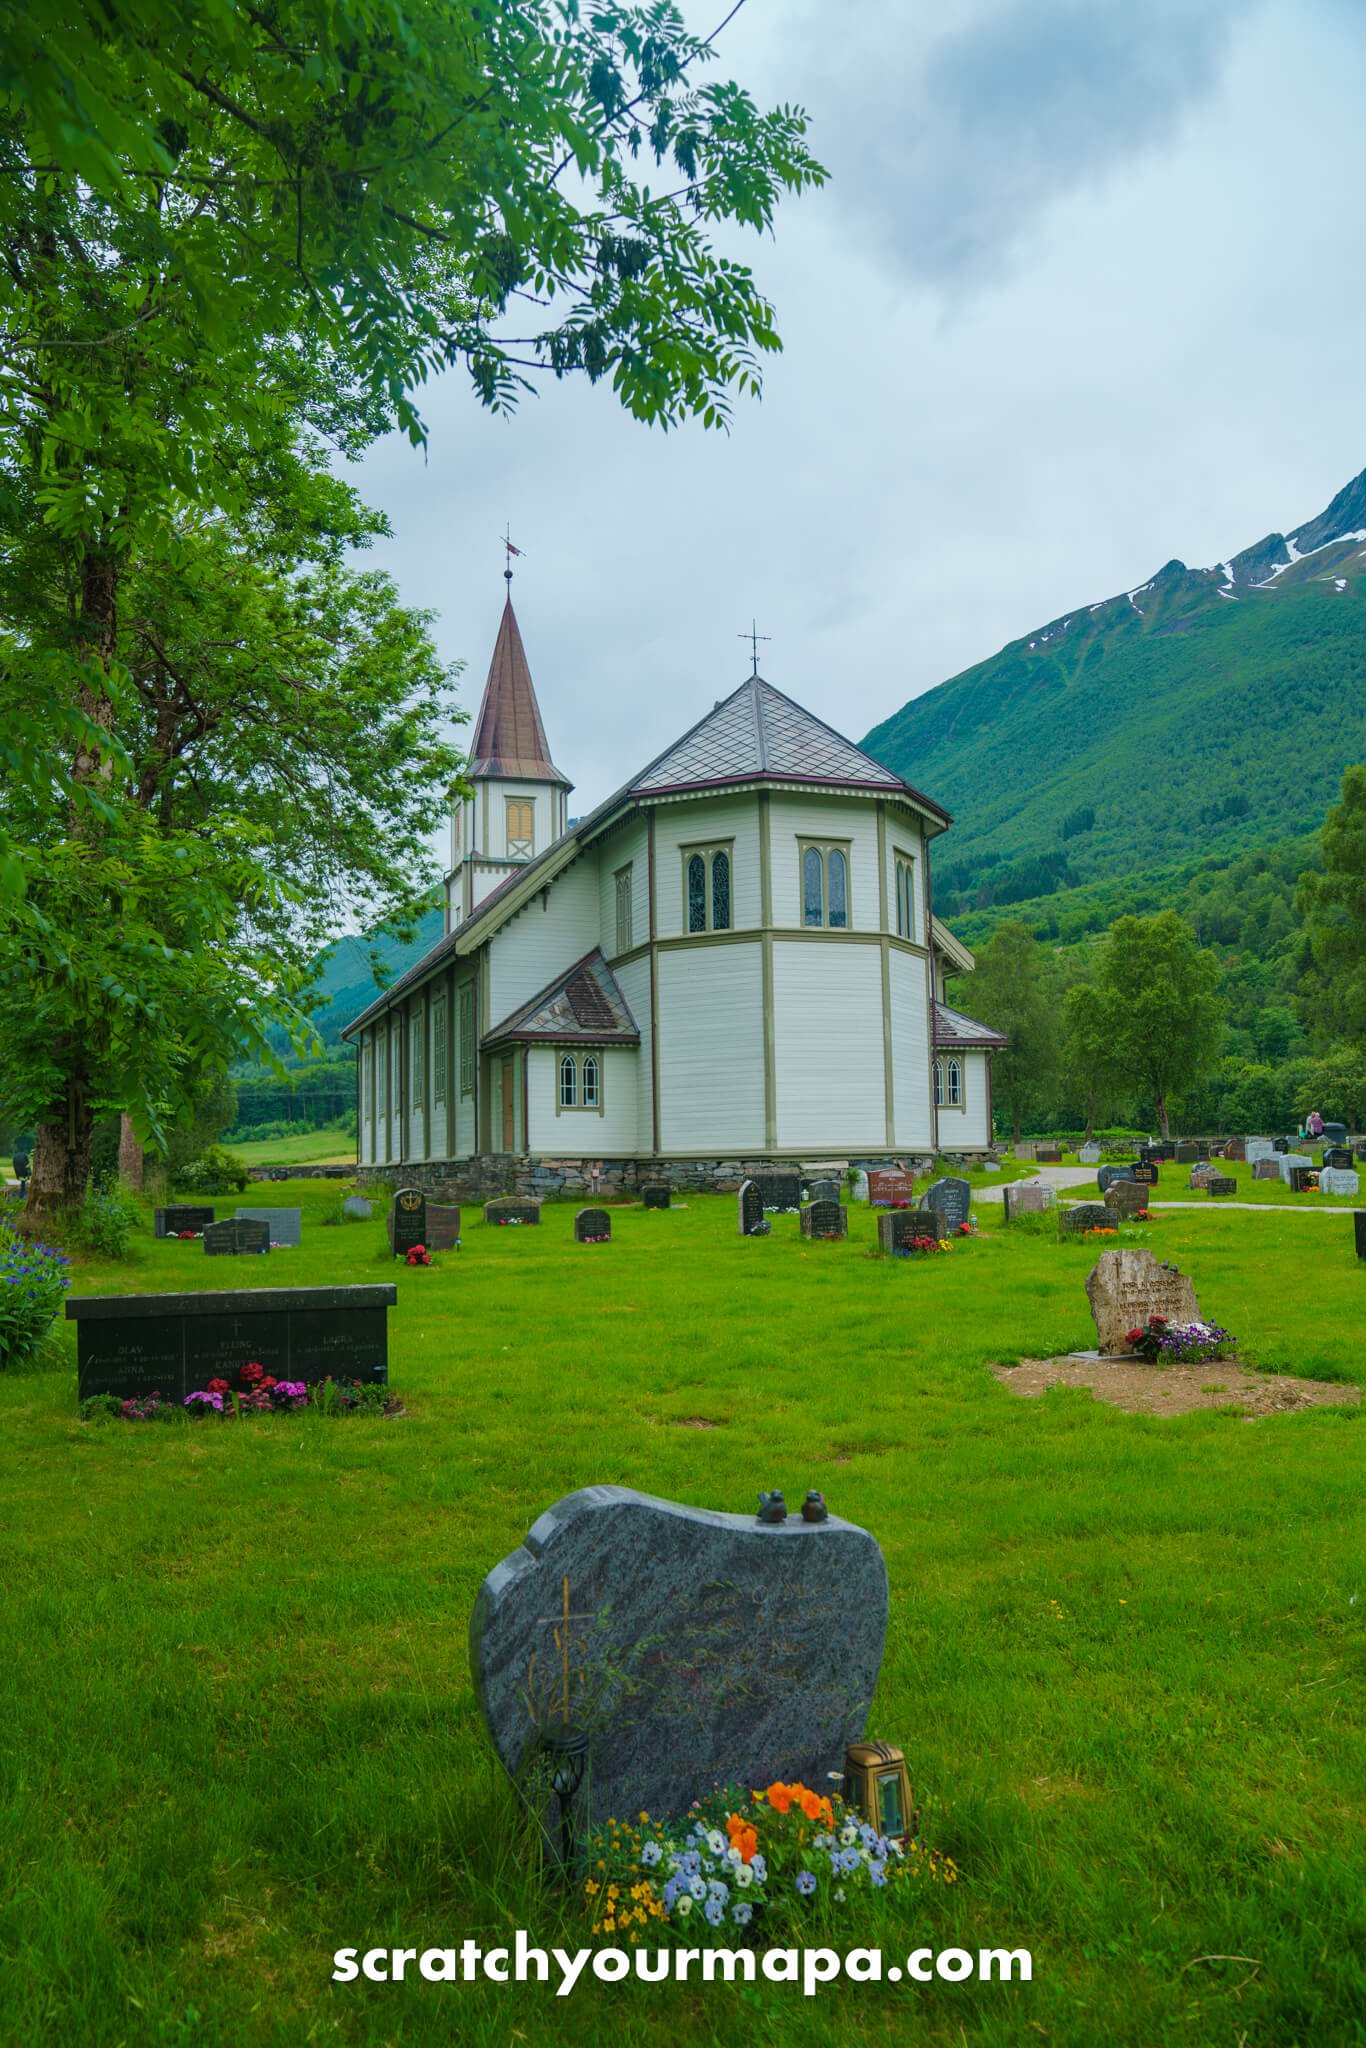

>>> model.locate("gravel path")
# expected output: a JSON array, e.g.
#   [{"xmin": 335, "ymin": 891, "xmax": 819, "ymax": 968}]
[{"xmin": 976, "ymin": 1166, "xmax": 1361, "ymax": 1216}]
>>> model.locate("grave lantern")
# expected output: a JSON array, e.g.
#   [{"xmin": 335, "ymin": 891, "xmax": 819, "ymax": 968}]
[
  {"xmin": 536, "ymin": 1724, "xmax": 589, "ymax": 1866},
  {"xmin": 842, "ymin": 1741, "xmax": 916, "ymax": 1844}
]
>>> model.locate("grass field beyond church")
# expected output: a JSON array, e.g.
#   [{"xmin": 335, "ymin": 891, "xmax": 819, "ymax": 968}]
[{"xmin": 2, "ymin": 1183, "xmax": 1363, "ymax": 2048}]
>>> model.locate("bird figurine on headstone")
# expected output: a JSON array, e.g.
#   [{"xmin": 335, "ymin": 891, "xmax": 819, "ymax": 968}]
[
  {"xmin": 757, "ymin": 1490, "xmax": 787, "ymax": 1524},
  {"xmin": 801, "ymin": 1490, "xmax": 829, "ymax": 1523}
]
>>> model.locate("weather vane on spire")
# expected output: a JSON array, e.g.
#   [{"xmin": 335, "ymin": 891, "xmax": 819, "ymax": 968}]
[
  {"xmin": 502, "ymin": 523, "xmax": 524, "ymax": 585},
  {"xmin": 739, "ymin": 619, "xmax": 771, "ymax": 677}
]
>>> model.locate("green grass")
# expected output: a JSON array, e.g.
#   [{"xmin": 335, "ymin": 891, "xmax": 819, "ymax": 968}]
[
  {"xmin": 1039, "ymin": 1156, "xmax": 1361, "ymax": 1210},
  {"xmin": 2, "ymin": 1184, "xmax": 1363, "ymax": 2048},
  {"xmin": 227, "ymin": 1124, "xmax": 355, "ymax": 1167}
]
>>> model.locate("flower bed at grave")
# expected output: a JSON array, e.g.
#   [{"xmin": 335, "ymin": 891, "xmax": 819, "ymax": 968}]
[
  {"xmin": 79, "ymin": 1361, "xmax": 397, "ymax": 1423},
  {"xmin": 0, "ymin": 1221, "xmax": 71, "ymax": 1369},
  {"xmin": 1125, "ymin": 1316, "xmax": 1236, "ymax": 1364},
  {"xmin": 582, "ymin": 1780, "xmax": 956, "ymax": 1945},
  {"xmin": 893, "ymin": 1234, "xmax": 951, "ymax": 1257},
  {"xmin": 404, "ymin": 1243, "xmax": 432, "ymax": 1266}
]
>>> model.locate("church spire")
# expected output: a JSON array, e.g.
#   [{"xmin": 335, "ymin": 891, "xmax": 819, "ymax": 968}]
[{"xmin": 467, "ymin": 594, "xmax": 571, "ymax": 787}]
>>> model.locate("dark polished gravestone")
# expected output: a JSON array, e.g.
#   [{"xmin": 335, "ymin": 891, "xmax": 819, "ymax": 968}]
[
  {"xmin": 1097, "ymin": 1164, "xmax": 1137, "ymax": 1194},
  {"xmin": 1273, "ymin": 1137, "xmax": 1290, "ymax": 1155},
  {"xmin": 1132, "ymin": 1161, "xmax": 1160, "ymax": 1186},
  {"xmin": 800, "ymin": 1199, "xmax": 848, "ymax": 1240},
  {"xmin": 1034, "ymin": 1146, "xmax": 1064, "ymax": 1165},
  {"xmin": 805, "ymin": 1178, "xmax": 843, "ymax": 1208},
  {"xmin": 1207, "ymin": 1175, "xmax": 1238, "ymax": 1198},
  {"xmin": 484, "ymin": 1198, "xmax": 541, "ymax": 1227},
  {"xmin": 737, "ymin": 1179, "xmax": 768, "ymax": 1237},
  {"xmin": 390, "ymin": 1187, "xmax": 427, "ymax": 1257},
  {"xmin": 1322, "ymin": 1147, "xmax": 1354, "ymax": 1171},
  {"xmin": 876, "ymin": 1208, "xmax": 939, "ymax": 1253},
  {"xmin": 1173, "ymin": 1142, "xmax": 1198, "ymax": 1165},
  {"xmin": 753, "ymin": 1171, "xmax": 803, "ymax": 1213},
  {"xmin": 68, "ymin": 1284, "xmax": 397, "ymax": 1403},
  {"xmin": 154, "ymin": 1205, "xmax": 215, "ymax": 1239},
  {"xmin": 388, "ymin": 1199, "xmax": 459, "ymax": 1252},
  {"xmin": 1061, "ymin": 1202, "xmax": 1114, "ymax": 1235},
  {"xmin": 1355, "ymin": 1212, "xmax": 1366, "ymax": 1260},
  {"xmin": 1002, "ymin": 1182, "xmax": 1056, "ymax": 1221},
  {"xmin": 470, "ymin": 1485, "xmax": 888, "ymax": 1834},
  {"xmin": 574, "ymin": 1207, "xmax": 612, "ymax": 1243},
  {"xmin": 924, "ymin": 1176, "xmax": 971, "ymax": 1231},
  {"xmin": 1288, "ymin": 1166, "xmax": 1318, "ymax": 1194},
  {"xmin": 203, "ymin": 1217, "xmax": 270, "ymax": 1257},
  {"xmin": 866, "ymin": 1168, "xmax": 916, "ymax": 1207},
  {"xmin": 641, "ymin": 1184, "xmax": 671, "ymax": 1210},
  {"xmin": 234, "ymin": 1206, "xmax": 301, "ymax": 1247}
]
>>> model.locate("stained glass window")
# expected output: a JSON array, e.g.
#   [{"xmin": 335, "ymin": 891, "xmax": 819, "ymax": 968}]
[
  {"xmin": 947, "ymin": 1059, "xmax": 962, "ymax": 1106},
  {"xmin": 582, "ymin": 1055, "xmax": 600, "ymax": 1107},
  {"xmin": 615, "ymin": 865, "xmax": 633, "ymax": 953},
  {"xmin": 687, "ymin": 853, "xmax": 706, "ymax": 933},
  {"xmin": 828, "ymin": 848, "xmax": 848, "ymax": 929},
  {"xmin": 802, "ymin": 846, "xmax": 824, "ymax": 927},
  {"xmin": 801, "ymin": 842, "xmax": 852, "ymax": 928},
  {"xmin": 559, "ymin": 1054, "xmax": 577, "ymax": 1107},
  {"xmin": 432, "ymin": 997, "xmax": 448, "ymax": 1108},
  {"xmin": 895, "ymin": 855, "xmax": 915, "ymax": 939},
  {"xmin": 711, "ymin": 850, "xmax": 731, "ymax": 931}
]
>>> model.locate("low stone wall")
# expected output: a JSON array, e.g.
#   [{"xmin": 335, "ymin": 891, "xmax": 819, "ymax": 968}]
[{"xmin": 362, "ymin": 1152, "xmax": 967, "ymax": 1202}]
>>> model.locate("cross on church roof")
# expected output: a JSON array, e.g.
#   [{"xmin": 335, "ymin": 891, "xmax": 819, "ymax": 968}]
[{"xmin": 738, "ymin": 619, "xmax": 771, "ymax": 676}]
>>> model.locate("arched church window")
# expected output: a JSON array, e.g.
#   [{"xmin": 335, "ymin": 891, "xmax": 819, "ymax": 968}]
[
  {"xmin": 582, "ymin": 1055, "xmax": 600, "ymax": 1108},
  {"xmin": 934, "ymin": 1058, "xmax": 944, "ymax": 1107},
  {"xmin": 827, "ymin": 849, "xmax": 848, "ymax": 929},
  {"xmin": 947, "ymin": 1058, "xmax": 962, "ymax": 1106},
  {"xmin": 802, "ymin": 846, "xmax": 824, "ymax": 927},
  {"xmin": 895, "ymin": 854, "xmax": 915, "ymax": 939},
  {"xmin": 559, "ymin": 1054, "xmax": 577, "ymax": 1108},
  {"xmin": 800, "ymin": 841, "xmax": 853, "ymax": 928},
  {"xmin": 711, "ymin": 850, "xmax": 731, "ymax": 931},
  {"xmin": 687, "ymin": 853, "xmax": 707, "ymax": 933}
]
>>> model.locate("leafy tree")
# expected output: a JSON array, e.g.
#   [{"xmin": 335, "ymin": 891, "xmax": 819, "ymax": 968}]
[
  {"xmin": 1296, "ymin": 765, "xmax": 1366, "ymax": 1045},
  {"xmin": 1062, "ymin": 982, "xmax": 1118, "ymax": 1145},
  {"xmin": 1086, "ymin": 912, "xmax": 1222, "ymax": 1139},
  {"xmin": 952, "ymin": 922, "xmax": 1058, "ymax": 1146}
]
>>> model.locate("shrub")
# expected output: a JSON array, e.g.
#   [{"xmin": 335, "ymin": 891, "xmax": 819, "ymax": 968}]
[
  {"xmin": 0, "ymin": 1221, "xmax": 72, "ymax": 1370},
  {"xmin": 73, "ymin": 1180, "xmax": 141, "ymax": 1260},
  {"xmin": 175, "ymin": 1145, "xmax": 251, "ymax": 1195}
]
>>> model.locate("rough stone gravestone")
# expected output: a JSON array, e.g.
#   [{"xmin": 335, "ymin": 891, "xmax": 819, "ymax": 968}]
[
  {"xmin": 69, "ymin": 1284, "xmax": 396, "ymax": 1402},
  {"xmin": 1279, "ymin": 1153, "xmax": 1313, "ymax": 1185},
  {"xmin": 484, "ymin": 1198, "xmax": 541, "ymax": 1226},
  {"xmin": 1061, "ymin": 1203, "xmax": 1113, "ymax": 1234},
  {"xmin": 738, "ymin": 1180, "xmax": 768, "ymax": 1237},
  {"xmin": 641, "ymin": 1184, "xmax": 671, "ymax": 1210},
  {"xmin": 877, "ymin": 1208, "xmax": 939, "ymax": 1252},
  {"xmin": 1322, "ymin": 1147, "xmax": 1353, "ymax": 1171},
  {"xmin": 925, "ymin": 1177, "xmax": 971, "ymax": 1231},
  {"xmin": 1188, "ymin": 1165, "xmax": 1219, "ymax": 1191},
  {"xmin": 753, "ymin": 1172, "xmax": 802, "ymax": 1213},
  {"xmin": 390, "ymin": 1188, "xmax": 427, "ymax": 1257},
  {"xmin": 203, "ymin": 1217, "xmax": 270, "ymax": 1256},
  {"xmin": 1244, "ymin": 1139, "xmax": 1274, "ymax": 1166},
  {"xmin": 1097, "ymin": 1164, "xmax": 1136, "ymax": 1194},
  {"xmin": 1223, "ymin": 1138, "xmax": 1246, "ymax": 1162},
  {"xmin": 1253, "ymin": 1159, "xmax": 1282, "ymax": 1181},
  {"xmin": 1174, "ymin": 1142, "xmax": 1197, "ymax": 1165},
  {"xmin": 1355, "ymin": 1212, "xmax": 1366, "ymax": 1259},
  {"xmin": 234, "ymin": 1206, "xmax": 301, "ymax": 1247},
  {"xmin": 805, "ymin": 1178, "xmax": 843, "ymax": 1207},
  {"xmin": 342, "ymin": 1195, "xmax": 373, "ymax": 1220},
  {"xmin": 800, "ymin": 1200, "xmax": 848, "ymax": 1240},
  {"xmin": 154, "ymin": 1205, "xmax": 215, "ymax": 1238},
  {"xmin": 1078, "ymin": 1143, "xmax": 1102, "ymax": 1166},
  {"xmin": 1132, "ymin": 1161, "xmax": 1159, "ymax": 1186},
  {"xmin": 1003, "ymin": 1182, "xmax": 1056, "ymax": 1221},
  {"xmin": 1207, "ymin": 1176, "xmax": 1237, "ymax": 1197},
  {"xmin": 1104, "ymin": 1180, "xmax": 1148, "ymax": 1219},
  {"xmin": 866, "ymin": 1168, "xmax": 916, "ymax": 1207},
  {"xmin": 1084, "ymin": 1249, "xmax": 1200, "ymax": 1355},
  {"xmin": 574, "ymin": 1207, "xmax": 612, "ymax": 1243},
  {"xmin": 1318, "ymin": 1166, "xmax": 1360, "ymax": 1198},
  {"xmin": 470, "ymin": 1485, "xmax": 887, "ymax": 1836}
]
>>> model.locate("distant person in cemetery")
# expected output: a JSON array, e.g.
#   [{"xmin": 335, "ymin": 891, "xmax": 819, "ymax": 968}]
[
  {"xmin": 12, "ymin": 1150, "xmax": 29, "ymax": 1195},
  {"xmin": 1307, "ymin": 1109, "xmax": 1325, "ymax": 1138}
]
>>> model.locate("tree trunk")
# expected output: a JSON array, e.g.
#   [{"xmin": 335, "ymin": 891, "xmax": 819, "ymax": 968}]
[
  {"xmin": 118, "ymin": 1112, "xmax": 144, "ymax": 1191},
  {"xmin": 1156, "ymin": 1091, "xmax": 1171, "ymax": 1140},
  {"xmin": 20, "ymin": 1076, "xmax": 94, "ymax": 1234},
  {"xmin": 1012, "ymin": 1097, "xmax": 1022, "ymax": 1146},
  {"xmin": 1083, "ymin": 1095, "xmax": 1096, "ymax": 1146}
]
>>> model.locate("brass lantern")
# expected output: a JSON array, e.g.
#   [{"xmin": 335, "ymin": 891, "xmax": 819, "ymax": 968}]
[{"xmin": 843, "ymin": 1742, "xmax": 917, "ymax": 1844}]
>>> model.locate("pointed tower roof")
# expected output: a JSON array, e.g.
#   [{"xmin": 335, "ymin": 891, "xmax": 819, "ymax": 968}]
[{"xmin": 468, "ymin": 596, "xmax": 571, "ymax": 786}]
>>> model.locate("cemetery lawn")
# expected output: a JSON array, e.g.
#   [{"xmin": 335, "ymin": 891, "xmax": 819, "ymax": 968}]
[{"xmin": 2, "ymin": 1184, "xmax": 1362, "ymax": 2048}]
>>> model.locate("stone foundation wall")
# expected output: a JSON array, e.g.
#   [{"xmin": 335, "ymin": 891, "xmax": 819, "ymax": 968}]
[{"xmin": 360, "ymin": 1151, "xmax": 988, "ymax": 1202}]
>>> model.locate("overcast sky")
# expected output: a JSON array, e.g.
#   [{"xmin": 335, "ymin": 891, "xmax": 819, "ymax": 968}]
[{"xmin": 356, "ymin": 0, "xmax": 1366, "ymax": 826}]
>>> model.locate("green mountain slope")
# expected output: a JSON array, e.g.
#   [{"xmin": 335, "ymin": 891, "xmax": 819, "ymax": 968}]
[
  {"xmin": 864, "ymin": 469, "xmax": 1366, "ymax": 921},
  {"xmin": 290, "ymin": 897, "xmax": 444, "ymax": 1052}
]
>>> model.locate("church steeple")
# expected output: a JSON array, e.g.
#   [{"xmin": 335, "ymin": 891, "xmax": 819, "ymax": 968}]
[{"xmin": 467, "ymin": 595, "xmax": 571, "ymax": 786}]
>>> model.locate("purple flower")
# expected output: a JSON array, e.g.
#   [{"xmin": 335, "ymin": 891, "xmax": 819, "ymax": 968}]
[{"xmin": 795, "ymin": 1871, "xmax": 817, "ymax": 1897}]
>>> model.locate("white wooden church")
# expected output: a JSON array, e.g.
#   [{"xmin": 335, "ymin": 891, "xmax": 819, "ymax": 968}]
[{"xmin": 345, "ymin": 591, "xmax": 1004, "ymax": 1190}]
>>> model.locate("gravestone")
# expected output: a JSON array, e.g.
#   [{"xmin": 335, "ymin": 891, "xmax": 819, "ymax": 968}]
[
  {"xmin": 805, "ymin": 1178, "xmax": 843, "ymax": 1207},
  {"xmin": 1355, "ymin": 1142, "xmax": 1366, "ymax": 1163},
  {"xmin": 154, "ymin": 1205, "xmax": 214, "ymax": 1239},
  {"xmin": 753, "ymin": 1172, "xmax": 802, "ymax": 1213},
  {"xmin": 390, "ymin": 1188, "xmax": 427, "ymax": 1257},
  {"xmin": 738, "ymin": 1180, "xmax": 768, "ymax": 1237},
  {"xmin": 1253, "ymin": 1159, "xmax": 1282, "ymax": 1181},
  {"xmin": 342, "ymin": 1195, "xmax": 373, "ymax": 1220},
  {"xmin": 800, "ymin": 1200, "xmax": 848, "ymax": 1240},
  {"xmin": 849, "ymin": 1171, "xmax": 870, "ymax": 1202},
  {"xmin": 1318, "ymin": 1166, "xmax": 1360, "ymax": 1198},
  {"xmin": 1207, "ymin": 1175, "xmax": 1237, "ymax": 1197},
  {"xmin": 1322, "ymin": 1147, "xmax": 1353, "ymax": 1171},
  {"xmin": 641, "ymin": 1184, "xmax": 671, "ymax": 1210},
  {"xmin": 877, "ymin": 1209, "xmax": 939, "ymax": 1253},
  {"xmin": 1188, "ymin": 1165, "xmax": 1219, "ymax": 1191},
  {"xmin": 421, "ymin": 1202, "xmax": 461, "ymax": 1251},
  {"xmin": 1084, "ymin": 1249, "xmax": 1200, "ymax": 1356},
  {"xmin": 1272, "ymin": 1137, "xmax": 1290, "ymax": 1154},
  {"xmin": 1035, "ymin": 1146, "xmax": 1063, "ymax": 1164},
  {"xmin": 924, "ymin": 1177, "xmax": 971, "ymax": 1231},
  {"xmin": 203, "ymin": 1218, "xmax": 270, "ymax": 1257},
  {"xmin": 1003, "ymin": 1182, "xmax": 1056, "ymax": 1221},
  {"xmin": 574, "ymin": 1207, "xmax": 612, "ymax": 1243},
  {"xmin": 1355, "ymin": 1212, "xmax": 1366, "ymax": 1259},
  {"xmin": 1174, "ymin": 1143, "xmax": 1197, "ymax": 1165},
  {"xmin": 234, "ymin": 1206, "xmax": 302, "ymax": 1247},
  {"xmin": 1015, "ymin": 1143, "xmax": 1036, "ymax": 1160},
  {"xmin": 1321, "ymin": 1122, "xmax": 1349, "ymax": 1149},
  {"xmin": 983, "ymin": 1160, "xmax": 1002, "ymax": 1173},
  {"xmin": 69, "ymin": 1284, "xmax": 396, "ymax": 1401},
  {"xmin": 1060, "ymin": 1203, "xmax": 1113, "ymax": 1234},
  {"xmin": 484, "ymin": 1199, "xmax": 541, "ymax": 1226},
  {"xmin": 1223, "ymin": 1138, "xmax": 1246, "ymax": 1162},
  {"xmin": 1244, "ymin": 1139, "xmax": 1274, "ymax": 1166},
  {"xmin": 1151, "ymin": 1142, "xmax": 1177, "ymax": 1162},
  {"xmin": 1104, "ymin": 1180, "xmax": 1148, "ymax": 1219},
  {"xmin": 1279, "ymin": 1153, "xmax": 1313, "ymax": 1185},
  {"xmin": 469, "ymin": 1485, "xmax": 887, "ymax": 1836},
  {"xmin": 1078, "ymin": 1143, "xmax": 1102, "ymax": 1166},
  {"xmin": 1288, "ymin": 1166, "xmax": 1317, "ymax": 1193},
  {"xmin": 1132, "ymin": 1161, "xmax": 1159, "ymax": 1186},
  {"xmin": 866, "ymin": 1168, "xmax": 916, "ymax": 1207},
  {"xmin": 1097, "ymin": 1164, "xmax": 1136, "ymax": 1194},
  {"xmin": 1195, "ymin": 1144, "xmax": 1212, "ymax": 1162}
]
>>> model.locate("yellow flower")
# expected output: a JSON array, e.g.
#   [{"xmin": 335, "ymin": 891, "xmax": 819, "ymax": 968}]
[
  {"xmin": 603, "ymin": 1917, "xmax": 616, "ymax": 1933},
  {"xmin": 607, "ymin": 1884, "xmax": 619, "ymax": 1901},
  {"xmin": 584, "ymin": 1879, "xmax": 600, "ymax": 1898},
  {"xmin": 629, "ymin": 1930, "xmax": 639, "ymax": 1943}
]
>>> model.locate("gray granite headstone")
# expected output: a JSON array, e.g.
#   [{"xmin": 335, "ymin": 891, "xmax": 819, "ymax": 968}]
[
  {"xmin": 342, "ymin": 1195, "xmax": 373, "ymax": 1220},
  {"xmin": 877, "ymin": 1208, "xmax": 938, "ymax": 1252},
  {"xmin": 1279, "ymin": 1152, "xmax": 1313, "ymax": 1185},
  {"xmin": 1206, "ymin": 1175, "xmax": 1237, "ymax": 1197},
  {"xmin": 1104, "ymin": 1180, "xmax": 1149, "ymax": 1218},
  {"xmin": 235, "ymin": 1206, "xmax": 302, "ymax": 1247},
  {"xmin": 469, "ymin": 1485, "xmax": 887, "ymax": 1833},
  {"xmin": 1244, "ymin": 1138, "xmax": 1274, "ymax": 1166},
  {"xmin": 925, "ymin": 1176, "xmax": 971, "ymax": 1231},
  {"xmin": 1318, "ymin": 1166, "xmax": 1360, "ymax": 1197},
  {"xmin": 1174, "ymin": 1142, "xmax": 1197, "ymax": 1165},
  {"xmin": 1078, "ymin": 1143, "xmax": 1102, "ymax": 1166},
  {"xmin": 805, "ymin": 1178, "xmax": 843, "ymax": 1207},
  {"xmin": 1003, "ymin": 1182, "xmax": 1056, "ymax": 1221},
  {"xmin": 1253, "ymin": 1159, "xmax": 1281, "ymax": 1181},
  {"xmin": 1097, "ymin": 1164, "xmax": 1136, "ymax": 1194},
  {"xmin": 800, "ymin": 1200, "xmax": 848, "ymax": 1239}
]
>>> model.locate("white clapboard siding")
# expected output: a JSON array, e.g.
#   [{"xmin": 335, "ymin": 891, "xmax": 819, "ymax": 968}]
[
  {"xmin": 652, "ymin": 796, "xmax": 762, "ymax": 940},
  {"xmin": 359, "ymin": 1035, "xmax": 374, "ymax": 1165},
  {"xmin": 612, "ymin": 953, "xmax": 652, "ymax": 1148},
  {"xmin": 596, "ymin": 817, "xmax": 649, "ymax": 959},
  {"xmin": 528, "ymin": 1044, "xmax": 641, "ymax": 1153},
  {"xmin": 890, "ymin": 946, "xmax": 934, "ymax": 1149},
  {"xmin": 772, "ymin": 940, "xmax": 885, "ymax": 1148},
  {"xmin": 768, "ymin": 794, "xmax": 878, "ymax": 932},
  {"xmin": 486, "ymin": 857, "xmax": 601, "ymax": 1024},
  {"xmin": 657, "ymin": 941, "xmax": 765, "ymax": 1150},
  {"xmin": 936, "ymin": 1049, "xmax": 991, "ymax": 1149}
]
